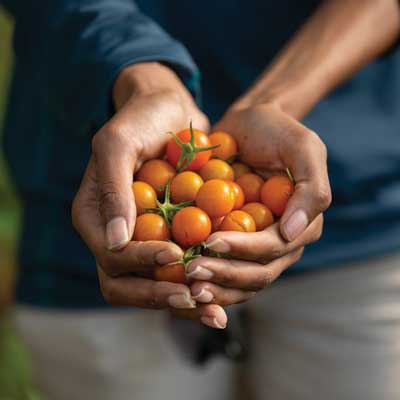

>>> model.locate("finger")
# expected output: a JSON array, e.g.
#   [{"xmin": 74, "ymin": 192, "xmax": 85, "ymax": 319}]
[
  {"xmin": 186, "ymin": 248, "xmax": 304, "ymax": 290},
  {"xmin": 172, "ymin": 304, "xmax": 228, "ymax": 329},
  {"xmin": 205, "ymin": 216, "xmax": 322, "ymax": 262},
  {"xmin": 97, "ymin": 241, "xmax": 184, "ymax": 276},
  {"xmin": 97, "ymin": 265, "xmax": 195, "ymax": 309},
  {"xmin": 91, "ymin": 122, "xmax": 137, "ymax": 251},
  {"xmin": 72, "ymin": 161, "xmax": 183, "ymax": 276},
  {"xmin": 279, "ymin": 116, "xmax": 331, "ymax": 241},
  {"xmin": 190, "ymin": 281, "xmax": 256, "ymax": 305}
]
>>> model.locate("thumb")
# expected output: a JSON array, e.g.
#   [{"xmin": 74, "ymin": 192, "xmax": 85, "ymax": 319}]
[
  {"xmin": 92, "ymin": 127, "xmax": 137, "ymax": 251},
  {"xmin": 279, "ymin": 121, "xmax": 331, "ymax": 242}
]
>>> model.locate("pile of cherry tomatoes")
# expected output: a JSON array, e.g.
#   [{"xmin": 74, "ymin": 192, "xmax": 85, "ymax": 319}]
[{"xmin": 132, "ymin": 124, "xmax": 294, "ymax": 284}]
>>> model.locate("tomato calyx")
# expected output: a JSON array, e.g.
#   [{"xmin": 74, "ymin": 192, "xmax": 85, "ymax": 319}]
[
  {"xmin": 145, "ymin": 181, "xmax": 193, "ymax": 225},
  {"xmin": 163, "ymin": 243, "xmax": 204, "ymax": 272},
  {"xmin": 169, "ymin": 122, "xmax": 220, "ymax": 172}
]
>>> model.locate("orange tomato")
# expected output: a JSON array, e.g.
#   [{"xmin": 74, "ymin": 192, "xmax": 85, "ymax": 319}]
[
  {"xmin": 133, "ymin": 213, "xmax": 170, "ymax": 241},
  {"xmin": 196, "ymin": 179, "xmax": 235, "ymax": 218},
  {"xmin": 235, "ymin": 173, "xmax": 264, "ymax": 203},
  {"xmin": 172, "ymin": 206, "xmax": 211, "ymax": 247},
  {"xmin": 170, "ymin": 171, "xmax": 203, "ymax": 203},
  {"xmin": 219, "ymin": 210, "xmax": 256, "ymax": 232},
  {"xmin": 229, "ymin": 181, "xmax": 245, "ymax": 210},
  {"xmin": 232, "ymin": 162, "xmax": 251, "ymax": 179},
  {"xmin": 166, "ymin": 127, "xmax": 213, "ymax": 171},
  {"xmin": 199, "ymin": 159, "xmax": 234, "ymax": 181},
  {"xmin": 154, "ymin": 263, "xmax": 186, "ymax": 284},
  {"xmin": 136, "ymin": 159, "xmax": 176, "ymax": 197},
  {"xmin": 261, "ymin": 175, "xmax": 294, "ymax": 216},
  {"xmin": 132, "ymin": 181, "xmax": 157, "ymax": 215},
  {"xmin": 211, "ymin": 216, "xmax": 224, "ymax": 232},
  {"xmin": 241, "ymin": 202, "xmax": 274, "ymax": 231},
  {"xmin": 209, "ymin": 131, "xmax": 238, "ymax": 161}
]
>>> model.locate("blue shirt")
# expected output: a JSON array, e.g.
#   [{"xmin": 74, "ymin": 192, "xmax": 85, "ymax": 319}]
[{"xmin": 3, "ymin": 0, "xmax": 400, "ymax": 308}]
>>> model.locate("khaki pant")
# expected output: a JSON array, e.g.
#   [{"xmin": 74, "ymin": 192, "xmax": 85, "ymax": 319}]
[{"xmin": 14, "ymin": 252, "xmax": 400, "ymax": 400}]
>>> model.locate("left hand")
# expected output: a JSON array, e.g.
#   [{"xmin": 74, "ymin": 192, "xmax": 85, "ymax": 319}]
[{"xmin": 187, "ymin": 101, "xmax": 331, "ymax": 306}]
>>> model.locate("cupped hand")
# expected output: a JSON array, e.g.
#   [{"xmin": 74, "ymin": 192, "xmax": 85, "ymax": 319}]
[
  {"xmin": 187, "ymin": 100, "xmax": 331, "ymax": 306},
  {"xmin": 72, "ymin": 62, "xmax": 227, "ymax": 328}
]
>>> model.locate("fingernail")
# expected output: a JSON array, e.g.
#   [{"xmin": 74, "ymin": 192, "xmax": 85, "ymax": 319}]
[
  {"xmin": 168, "ymin": 293, "xmax": 196, "ymax": 309},
  {"xmin": 191, "ymin": 288, "xmax": 214, "ymax": 303},
  {"xmin": 106, "ymin": 217, "xmax": 129, "ymax": 250},
  {"xmin": 186, "ymin": 266, "xmax": 214, "ymax": 280},
  {"xmin": 200, "ymin": 316, "xmax": 226, "ymax": 329},
  {"xmin": 156, "ymin": 247, "xmax": 182, "ymax": 265},
  {"xmin": 282, "ymin": 209, "xmax": 309, "ymax": 241},
  {"xmin": 206, "ymin": 238, "xmax": 231, "ymax": 253}
]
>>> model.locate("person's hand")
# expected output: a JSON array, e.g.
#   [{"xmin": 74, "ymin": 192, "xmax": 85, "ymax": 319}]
[
  {"xmin": 72, "ymin": 62, "xmax": 227, "ymax": 328},
  {"xmin": 187, "ymin": 100, "xmax": 331, "ymax": 306}
]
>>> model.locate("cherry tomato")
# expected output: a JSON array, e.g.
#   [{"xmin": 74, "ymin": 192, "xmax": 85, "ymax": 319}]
[
  {"xmin": 196, "ymin": 179, "xmax": 235, "ymax": 218},
  {"xmin": 170, "ymin": 171, "xmax": 203, "ymax": 203},
  {"xmin": 172, "ymin": 206, "xmax": 211, "ymax": 247},
  {"xmin": 219, "ymin": 210, "xmax": 256, "ymax": 232},
  {"xmin": 133, "ymin": 213, "xmax": 170, "ymax": 241},
  {"xmin": 261, "ymin": 175, "xmax": 295, "ymax": 216},
  {"xmin": 132, "ymin": 181, "xmax": 157, "ymax": 215},
  {"xmin": 199, "ymin": 159, "xmax": 234, "ymax": 181},
  {"xmin": 229, "ymin": 181, "xmax": 245, "ymax": 210},
  {"xmin": 235, "ymin": 173, "xmax": 264, "ymax": 203},
  {"xmin": 232, "ymin": 162, "xmax": 251, "ymax": 179},
  {"xmin": 241, "ymin": 202, "xmax": 274, "ymax": 231},
  {"xmin": 136, "ymin": 159, "xmax": 176, "ymax": 197},
  {"xmin": 154, "ymin": 263, "xmax": 186, "ymax": 284},
  {"xmin": 209, "ymin": 131, "xmax": 238, "ymax": 161},
  {"xmin": 166, "ymin": 127, "xmax": 213, "ymax": 171},
  {"xmin": 211, "ymin": 216, "xmax": 224, "ymax": 232}
]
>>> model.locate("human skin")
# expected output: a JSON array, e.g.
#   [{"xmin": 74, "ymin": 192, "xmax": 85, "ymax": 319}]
[
  {"xmin": 73, "ymin": 0, "xmax": 400, "ymax": 329},
  {"xmin": 186, "ymin": 0, "xmax": 400, "ymax": 317}
]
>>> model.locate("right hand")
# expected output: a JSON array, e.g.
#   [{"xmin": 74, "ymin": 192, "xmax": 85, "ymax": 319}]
[{"xmin": 72, "ymin": 62, "xmax": 228, "ymax": 329}]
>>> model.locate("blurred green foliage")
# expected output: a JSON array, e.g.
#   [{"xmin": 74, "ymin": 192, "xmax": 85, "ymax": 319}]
[
  {"xmin": 0, "ymin": 6, "xmax": 40, "ymax": 400},
  {"xmin": 0, "ymin": 6, "xmax": 20, "ymax": 247}
]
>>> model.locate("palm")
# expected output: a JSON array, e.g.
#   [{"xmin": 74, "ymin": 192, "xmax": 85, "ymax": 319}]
[{"xmin": 213, "ymin": 104, "xmax": 295, "ymax": 178}]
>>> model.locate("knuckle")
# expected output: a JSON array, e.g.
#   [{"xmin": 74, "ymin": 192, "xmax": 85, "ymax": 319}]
[
  {"xmin": 218, "ymin": 265, "xmax": 236, "ymax": 286},
  {"xmin": 130, "ymin": 242, "xmax": 150, "ymax": 267},
  {"xmin": 146, "ymin": 282, "xmax": 164, "ymax": 309},
  {"xmin": 97, "ymin": 255, "xmax": 119, "ymax": 277},
  {"xmin": 92, "ymin": 125, "xmax": 133, "ymax": 155},
  {"xmin": 313, "ymin": 183, "xmax": 332, "ymax": 211},
  {"xmin": 100, "ymin": 280, "xmax": 119, "ymax": 305},
  {"xmin": 91, "ymin": 130, "xmax": 107, "ymax": 155},
  {"xmin": 248, "ymin": 275, "xmax": 270, "ymax": 291},
  {"xmin": 307, "ymin": 129, "xmax": 325, "ymax": 149},
  {"xmin": 293, "ymin": 247, "xmax": 305, "ymax": 263},
  {"xmin": 257, "ymin": 269, "xmax": 275, "ymax": 289},
  {"xmin": 98, "ymin": 182, "xmax": 120, "ymax": 212},
  {"xmin": 71, "ymin": 197, "xmax": 80, "ymax": 231},
  {"xmin": 267, "ymin": 244, "xmax": 286, "ymax": 261}
]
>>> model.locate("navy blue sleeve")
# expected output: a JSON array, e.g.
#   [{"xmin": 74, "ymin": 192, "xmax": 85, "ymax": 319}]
[{"xmin": 12, "ymin": 0, "xmax": 200, "ymax": 134}]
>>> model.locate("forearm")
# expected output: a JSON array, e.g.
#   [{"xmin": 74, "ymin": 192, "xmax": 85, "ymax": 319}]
[
  {"xmin": 112, "ymin": 62, "xmax": 195, "ymax": 110},
  {"xmin": 239, "ymin": 0, "xmax": 400, "ymax": 119}
]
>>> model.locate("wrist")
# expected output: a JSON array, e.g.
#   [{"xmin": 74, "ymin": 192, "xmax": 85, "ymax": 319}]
[
  {"xmin": 232, "ymin": 71, "xmax": 326, "ymax": 120},
  {"xmin": 112, "ymin": 62, "xmax": 191, "ymax": 110}
]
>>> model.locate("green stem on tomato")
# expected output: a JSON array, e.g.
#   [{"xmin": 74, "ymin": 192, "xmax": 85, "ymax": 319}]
[
  {"xmin": 169, "ymin": 121, "xmax": 220, "ymax": 172},
  {"xmin": 145, "ymin": 181, "xmax": 194, "ymax": 225}
]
